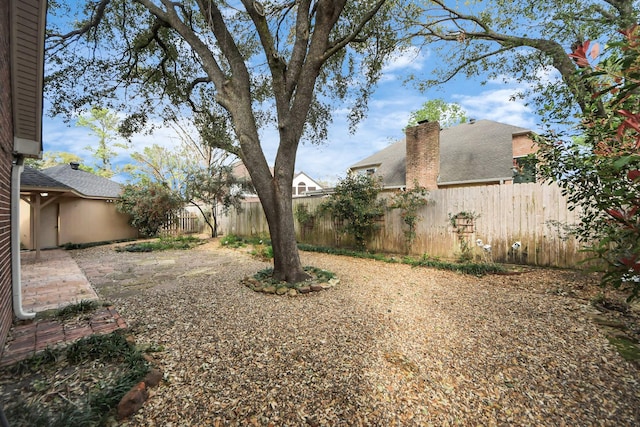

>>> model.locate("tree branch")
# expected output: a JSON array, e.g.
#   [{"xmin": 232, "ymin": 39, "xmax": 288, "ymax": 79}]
[{"xmin": 324, "ymin": 0, "xmax": 387, "ymax": 60}]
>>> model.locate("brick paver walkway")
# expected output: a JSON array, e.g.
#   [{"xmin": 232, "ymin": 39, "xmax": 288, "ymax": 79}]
[
  {"xmin": 20, "ymin": 249, "xmax": 99, "ymax": 313},
  {"xmin": 0, "ymin": 250, "xmax": 127, "ymax": 367},
  {"xmin": 0, "ymin": 306, "xmax": 127, "ymax": 367}
]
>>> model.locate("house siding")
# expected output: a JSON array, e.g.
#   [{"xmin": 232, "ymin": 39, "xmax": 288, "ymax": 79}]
[
  {"xmin": 19, "ymin": 198, "xmax": 138, "ymax": 249},
  {"xmin": 58, "ymin": 199, "xmax": 137, "ymax": 245},
  {"xmin": 0, "ymin": 0, "xmax": 15, "ymax": 357},
  {"xmin": 512, "ymin": 133, "xmax": 537, "ymax": 158}
]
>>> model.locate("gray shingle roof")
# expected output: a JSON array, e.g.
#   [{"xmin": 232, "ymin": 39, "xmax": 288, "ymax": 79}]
[
  {"xmin": 439, "ymin": 120, "xmax": 529, "ymax": 185},
  {"xmin": 350, "ymin": 120, "xmax": 531, "ymax": 187},
  {"xmin": 350, "ymin": 139, "xmax": 406, "ymax": 187},
  {"xmin": 21, "ymin": 166, "xmax": 72, "ymax": 191},
  {"xmin": 41, "ymin": 164, "xmax": 123, "ymax": 198}
]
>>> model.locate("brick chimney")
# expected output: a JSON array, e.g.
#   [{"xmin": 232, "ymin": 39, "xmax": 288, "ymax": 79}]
[{"xmin": 405, "ymin": 120, "xmax": 440, "ymax": 190}]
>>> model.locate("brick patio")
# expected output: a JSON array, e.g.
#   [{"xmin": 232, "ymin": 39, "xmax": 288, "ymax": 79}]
[{"xmin": 0, "ymin": 250, "xmax": 127, "ymax": 367}]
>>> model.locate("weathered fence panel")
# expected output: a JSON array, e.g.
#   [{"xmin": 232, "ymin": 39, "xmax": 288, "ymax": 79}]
[
  {"xmin": 162, "ymin": 209, "xmax": 201, "ymax": 235},
  {"xmin": 226, "ymin": 183, "xmax": 588, "ymax": 268}
]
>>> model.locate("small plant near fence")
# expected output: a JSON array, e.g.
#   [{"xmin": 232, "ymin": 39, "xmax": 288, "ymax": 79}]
[
  {"xmin": 390, "ymin": 183, "xmax": 429, "ymax": 253},
  {"xmin": 319, "ymin": 174, "xmax": 386, "ymax": 251},
  {"xmin": 295, "ymin": 203, "xmax": 317, "ymax": 238},
  {"xmin": 449, "ymin": 211, "xmax": 480, "ymax": 263}
]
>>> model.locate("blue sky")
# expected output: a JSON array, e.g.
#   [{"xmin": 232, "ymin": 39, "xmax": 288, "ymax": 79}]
[{"xmin": 42, "ymin": 26, "xmax": 541, "ymax": 186}]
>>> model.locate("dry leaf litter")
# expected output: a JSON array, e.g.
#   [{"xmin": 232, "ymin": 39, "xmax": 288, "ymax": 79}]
[{"xmin": 63, "ymin": 241, "xmax": 640, "ymax": 426}]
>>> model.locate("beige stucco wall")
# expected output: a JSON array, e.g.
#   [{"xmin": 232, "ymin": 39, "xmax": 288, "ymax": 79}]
[
  {"xmin": 20, "ymin": 197, "xmax": 137, "ymax": 249},
  {"xmin": 58, "ymin": 199, "xmax": 137, "ymax": 245},
  {"xmin": 20, "ymin": 198, "xmax": 33, "ymax": 248}
]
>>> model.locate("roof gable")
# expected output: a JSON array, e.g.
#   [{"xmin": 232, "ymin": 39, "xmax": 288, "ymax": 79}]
[
  {"xmin": 349, "ymin": 119, "xmax": 532, "ymax": 187},
  {"xmin": 20, "ymin": 166, "xmax": 71, "ymax": 191},
  {"xmin": 42, "ymin": 164, "xmax": 123, "ymax": 198},
  {"xmin": 293, "ymin": 171, "xmax": 323, "ymax": 189},
  {"xmin": 349, "ymin": 139, "xmax": 406, "ymax": 187}
]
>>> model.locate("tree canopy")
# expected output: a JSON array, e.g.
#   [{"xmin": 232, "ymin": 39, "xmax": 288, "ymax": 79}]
[
  {"xmin": 409, "ymin": 0, "xmax": 639, "ymax": 127},
  {"xmin": 76, "ymin": 106, "xmax": 129, "ymax": 178},
  {"xmin": 46, "ymin": 1, "xmax": 409, "ymax": 282},
  {"xmin": 406, "ymin": 98, "xmax": 467, "ymax": 128}
]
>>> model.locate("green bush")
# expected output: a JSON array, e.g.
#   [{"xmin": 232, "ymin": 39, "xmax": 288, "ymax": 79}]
[
  {"xmin": 116, "ymin": 182, "xmax": 183, "ymax": 237},
  {"xmin": 320, "ymin": 174, "xmax": 386, "ymax": 250}
]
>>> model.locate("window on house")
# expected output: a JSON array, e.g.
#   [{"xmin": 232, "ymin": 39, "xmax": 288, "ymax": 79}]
[
  {"xmin": 292, "ymin": 186, "xmax": 297, "ymax": 195},
  {"xmin": 356, "ymin": 168, "xmax": 376, "ymax": 176},
  {"xmin": 308, "ymin": 186, "xmax": 316, "ymax": 192},
  {"xmin": 297, "ymin": 182, "xmax": 306, "ymax": 195},
  {"xmin": 513, "ymin": 157, "xmax": 537, "ymax": 184}
]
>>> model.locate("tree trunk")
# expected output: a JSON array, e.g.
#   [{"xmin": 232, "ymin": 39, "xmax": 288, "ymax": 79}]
[{"xmin": 259, "ymin": 174, "xmax": 310, "ymax": 283}]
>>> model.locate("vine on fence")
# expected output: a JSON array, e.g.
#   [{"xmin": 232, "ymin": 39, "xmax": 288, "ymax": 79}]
[
  {"xmin": 448, "ymin": 211, "xmax": 480, "ymax": 262},
  {"xmin": 390, "ymin": 184, "xmax": 429, "ymax": 253}
]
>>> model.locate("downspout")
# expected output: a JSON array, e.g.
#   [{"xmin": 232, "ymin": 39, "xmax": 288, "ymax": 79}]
[{"xmin": 11, "ymin": 156, "xmax": 35, "ymax": 320}]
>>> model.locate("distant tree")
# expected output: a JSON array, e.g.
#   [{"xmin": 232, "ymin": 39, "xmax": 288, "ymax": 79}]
[
  {"xmin": 76, "ymin": 106, "xmax": 129, "ymax": 178},
  {"xmin": 24, "ymin": 151, "xmax": 92, "ymax": 171},
  {"xmin": 184, "ymin": 164, "xmax": 245, "ymax": 238},
  {"xmin": 129, "ymin": 144, "xmax": 190, "ymax": 192},
  {"xmin": 320, "ymin": 174, "xmax": 386, "ymax": 251},
  {"xmin": 406, "ymin": 99, "xmax": 467, "ymax": 129},
  {"xmin": 116, "ymin": 182, "xmax": 183, "ymax": 237}
]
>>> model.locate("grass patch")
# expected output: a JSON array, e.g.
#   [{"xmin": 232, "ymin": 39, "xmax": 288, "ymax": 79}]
[
  {"xmin": 606, "ymin": 336, "xmax": 640, "ymax": 361},
  {"xmin": 116, "ymin": 235, "xmax": 204, "ymax": 252},
  {"xmin": 221, "ymin": 235, "xmax": 274, "ymax": 260},
  {"xmin": 1, "ymin": 331, "xmax": 150, "ymax": 426},
  {"xmin": 53, "ymin": 300, "xmax": 100, "ymax": 320},
  {"xmin": 221, "ymin": 234, "xmax": 270, "ymax": 248},
  {"xmin": 296, "ymin": 243, "xmax": 506, "ymax": 275}
]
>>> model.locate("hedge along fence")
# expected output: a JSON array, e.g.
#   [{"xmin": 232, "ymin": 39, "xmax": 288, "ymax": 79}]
[{"xmin": 226, "ymin": 182, "xmax": 590, "ymax": 268}]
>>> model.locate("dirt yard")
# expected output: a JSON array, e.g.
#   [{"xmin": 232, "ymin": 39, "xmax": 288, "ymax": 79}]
[{"xmin": 68, "ymin": 240, "xmax": 640, "ymax": 426}]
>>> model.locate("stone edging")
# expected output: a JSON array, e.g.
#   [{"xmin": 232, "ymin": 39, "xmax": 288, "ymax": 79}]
[{"xmin": 242, "ymin": 277, "xmax": 340, "ymax": 296}]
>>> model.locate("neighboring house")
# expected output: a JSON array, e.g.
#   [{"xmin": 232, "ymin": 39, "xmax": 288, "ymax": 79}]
[
  {"xmin": 20, "ymin": 163, "xmax": 138, "ymax": 250},
  {"xmin": 349, "ymin": 119, "xmax": 537, "ymax": 190},
  {"xmin": 1, "ymin": 0, "xmax": 48, "ymax": 352},
  {"xmin": 292, "ymin": 171, "xmax": 323, "ymax": 197},
  {"xmin": 231, "ymin": 161, "xmax": 324, "ymax": 198}
]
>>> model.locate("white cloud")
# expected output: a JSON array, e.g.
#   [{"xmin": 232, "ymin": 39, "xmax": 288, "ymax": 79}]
[
  {"xmin": 380, "ymin": 46, "xmax": 429, "ymax": 82},
  {"xmin": 453, "ymin": 86, "xmax": 536, "ymax": 130}
]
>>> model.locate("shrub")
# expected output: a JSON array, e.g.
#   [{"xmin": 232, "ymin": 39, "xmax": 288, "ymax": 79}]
[
  {"xmin": 320, "ymin": 174, "xmax": 386, "ymax": 250},
  {"xmin": 116, "ymin": 182, "xmax": 183, "ymax": 237}
]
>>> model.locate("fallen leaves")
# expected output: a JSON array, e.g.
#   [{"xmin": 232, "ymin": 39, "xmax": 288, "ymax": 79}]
[{"xmin": 52, "ymin": 243, "xmax": 640, "ymax": 425}]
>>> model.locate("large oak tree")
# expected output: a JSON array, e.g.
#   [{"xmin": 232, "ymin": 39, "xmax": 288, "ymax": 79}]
[{"xmin": 46, "ymin": 0, "xmax": 408, "ymax": 282}]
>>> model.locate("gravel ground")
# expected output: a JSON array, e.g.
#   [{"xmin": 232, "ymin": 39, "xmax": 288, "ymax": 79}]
[{"xmin": 70, "ymin": 241, "xmax": 640, "ymax": 426}]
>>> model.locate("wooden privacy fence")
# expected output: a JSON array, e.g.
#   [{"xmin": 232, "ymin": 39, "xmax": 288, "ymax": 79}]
[
  {"xmin": 226, "ymin": 182, "xmax": 589, "ymax": 268},
  {"xmin": 161, "ymin": 209, "xmax": 201, "ymax": 235}
]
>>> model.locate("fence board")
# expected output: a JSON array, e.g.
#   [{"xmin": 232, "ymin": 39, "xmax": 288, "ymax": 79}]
[
  {"xmin": 226, "ymin": 182, "xmax": 589, "ymax": 268},
  {"xmin": 161, "ymin": 209, "xmax": 201, "ymax": 235}
]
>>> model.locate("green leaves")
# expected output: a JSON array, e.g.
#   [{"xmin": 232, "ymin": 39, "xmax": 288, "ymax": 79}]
[
  {"xmin": 537, "ymin": 25, "xmax": 640, "ymax": 301},
  {"xmin": 320, "ymin": 174, "xmax": 386, "ymax": 251},
  {"xmin": 116, "ymin": 182, "xmax": 183, "ymax": 237}
]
